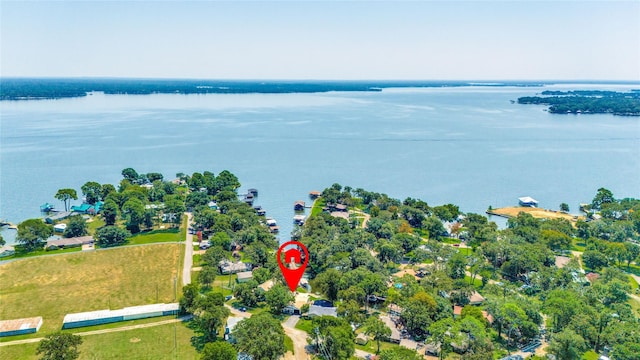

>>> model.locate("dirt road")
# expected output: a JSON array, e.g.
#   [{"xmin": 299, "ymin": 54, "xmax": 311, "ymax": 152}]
[{"xmin": 182, "ymin": 212, "xmax": 194, "ymax": 286}]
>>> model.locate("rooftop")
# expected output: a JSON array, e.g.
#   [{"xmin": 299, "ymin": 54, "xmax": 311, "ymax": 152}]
[
  {"xmin": 0, "ymin": 317, "xmax": 43, "ymax": 332},
  {"xmin": 308, "ymin": 305, "xmax": 337, "ymax": 317}
]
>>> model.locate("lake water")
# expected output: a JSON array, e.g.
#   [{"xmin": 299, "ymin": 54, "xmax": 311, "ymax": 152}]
[{"xmin": 1, "ymin": 85, "xmax": 639, "ymax": 244}]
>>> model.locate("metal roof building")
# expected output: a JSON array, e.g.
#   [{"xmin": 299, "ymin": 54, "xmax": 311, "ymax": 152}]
[
  {"xmin": 0, "ymin": 317, "xmax": 43, "ymax": 337},
  {"xmin": 62, "ymin": 303, "xmax": 179, "ymax": 329}
]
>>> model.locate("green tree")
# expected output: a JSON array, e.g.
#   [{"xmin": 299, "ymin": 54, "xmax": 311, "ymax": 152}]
[
  {"xmin": 264, "ymin": 283, "xmax": 294, "ymax": 315},
  {"xmin": 582, "ymin": 250, "xmax": 609, "ymax": 270},
  {"xmin": 16, "ymin": 219, "xmax": 53, "ymax": 251},
  {"xmin": 623, "ymin": 242, "xmax": 640, "ymax": 271},
  {"xmin": 146, "ymin": 172, "xmax": 164, "ymax": 183},
  {"xmin": 0, "ymin": 234, "xmax": 4, "ymax": 246},
  {"xmin": 198, "ymin": 266, "xmax": 217, "ymax": 288},
  {"xmin": 101, "ymin": 183, "xmax": 116, "ymax": 201},
  {"xmin": 314, "ymin": 268, "xmax": 342, "ymax": 301},
  {"xmin": 37, "ymin": 332, "xmax": 83, "ymax": 360},
  {"xmin": 122, "ymin": 198, "xmax": 145, "ymax": 233},
  {"xmin": 233, "ymin": 313, "xmax": 286, "ymax": 360},
  {"xmin": 201, "ymin": 341, "xmax": 237, "ymax": 360},
  {"xmin": 400, "ymin": 292, "xmax": 437, "ymax": 338},
  {"xmin": 179, "ymin": 283, "xmax": 199, "ymax": 313},
  {"xmin": 95, "ymin": 225, "xmax": 129, "ymax": 247},
  {"xmin": 101, "ymin": 199, "xmax": 118, "ymax": 226},
  {"xmin": 63, "ymin": 215, "xmax": 88, "ymax": 238},
  {"xmin": 592, "ymin": 188, "xmax": 614, "ymax": 210},
  {"xmin": 560, "ymin": 203, "xmax": 570, "ymax": 212},
  {"xmin": 323, "ymin": 323, "xmax": 355, "ymax": 360},
  {"xmin": 193, "ymin": 302, "xmax": 230, "ymax": 342},
  {"xmin": 447, "ymin": 252, "xmax": 467, "ymax": 279},
  {"xmin": 548, "ymin": 329, "xmax": 587, "ymax": 360},
  {"xmin": 81, "ymin": 181, "xmax": 102, "ymax": 205},
  {"xmin": 54, "ymin": 188, "xmax": 78, "ymax": 212},
  {"xmin": 121, "ymin": 167, "xmax": 139, "ymax": 183},
  {"xmin": 541, "ymin": 229, "xmax": 572, "ymax": 251},
  {"xmin": 428, "ymin": 318, "xmax": 455, "ymax": 360},
  {"xmin": 364, "ymin": 316, "xmax": 391, "ymax": 353},
  {"xmin": 234, "ymin": 280, "xmax": 259, "ymax": 307},
  {"xmin": 164, "ymin": 194, "xmax": 185, "ymax": 227}
]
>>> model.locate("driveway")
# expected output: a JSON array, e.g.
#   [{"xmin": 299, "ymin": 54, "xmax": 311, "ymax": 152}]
[{"xmin": 281, "ymin": 315, "xmax": 311, "ymax": 360}]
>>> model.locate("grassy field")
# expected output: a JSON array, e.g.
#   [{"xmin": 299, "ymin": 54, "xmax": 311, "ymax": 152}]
[
  {"xmin": 0, "ymin": 244, "xmax": 181, "ymax": 335},
  {"xmin": 487, "ymin": 207, "xmax": 583, "ymax": 223},
  {"xmin": 0, "ymin": 321, "xmax": 198, "ymax": 360},
  {"xmin": 127, "ymin": 227, "xmax": 182, "ymax": 245},
  {"xmin": 310, "ymin": 198, "xmax": 326, "ymax": 217}
]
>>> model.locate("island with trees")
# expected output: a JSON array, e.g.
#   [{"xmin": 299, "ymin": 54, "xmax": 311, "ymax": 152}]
[
  {"xmin": 518, "ymin": 90, "xmax": 640, "ymax": 116},
  {"xmin": 1, "ymin": 171, "xmax": 639, "ymax": 360}
]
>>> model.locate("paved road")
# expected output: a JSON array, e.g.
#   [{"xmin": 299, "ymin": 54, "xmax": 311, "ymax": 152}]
[
  {"xmin": 182, "ymin": 212, "xmax": 194, "ymax": 286},
  {"xmin": 0, "ymin": 316, "xmax": 192, "ymax": 347}
]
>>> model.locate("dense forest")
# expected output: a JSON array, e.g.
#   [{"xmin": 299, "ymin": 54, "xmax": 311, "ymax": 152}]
[
  {"xmin": 518, "ymin": 90, "xmax": 640, "ymax": 116},
  {"xmin": 0, "ymin": 78, "xmax": 549, "ymax": 100}
]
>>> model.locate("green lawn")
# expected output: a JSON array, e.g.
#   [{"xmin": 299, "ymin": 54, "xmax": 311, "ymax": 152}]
[
  {"xmin": 441, "ymin": 238, "xmax": 460, "ymax": 245},
  {"xmin": 354, "ymin": 338, "xmax": 402, "ymax": 354},
  {"xmin": 464, "ymin": 275, "xmax": 483, "ymax": 288},
  {"xmin": 86, "ymin": 217, "xmax": 106, "ymax": 235},
  {"xmin": 0, "ymin": 321, "xmax": 198, "ymax": 360},
  {"xmin": 8, "ymin": 245, "xmax": 82, "ymax": 260},
  {"xmin": 310, "ymin": 198, "xmax": 326, "ymax": 218},
  {"xmin": 295, "ymin": 318, "xmax": 314, "ymax": 334},
  {"xmin": 284, "ymin": 334, "xmax": 294, "ymax": 354},
  {"xmin": 582, "ymin": 350, "xmax": 599, "ymax": 360},
  {"xmin": 458, "ymin": 247, "xmax": 472, "ymax": 256},
  {"xmin": 0, "ymin": 244, "xmax": 181, "ymax": 336},
  {"xmin": 628, "ymin": 275, "xmax": 639, "ymax": 291},
  {"xmin": 571, "ymin": 239, "xmax": 586, "ymax": 252},
  {"xmin": 127, "ymin": 227, "xmax": 182, "ymax": 245}
]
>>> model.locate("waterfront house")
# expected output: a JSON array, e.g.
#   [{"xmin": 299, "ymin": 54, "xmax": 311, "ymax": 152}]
[
  {"xmin": 309, "ymin": 190, "xmax": 321, "ymax": 199},
  {"xmin": 518, "ymin": 197, "xmax": 539, "ymax": 207},
  {"xmin": 219, "ymin": 260, "xmax": 251, "ymax": 274},
  {"xmin": 45, "ymin": 211, "xmax": 72, "ymax": 224},
  {"xmin": 45, "ymin": 236, "xmax": 94, "ymax": 250}
]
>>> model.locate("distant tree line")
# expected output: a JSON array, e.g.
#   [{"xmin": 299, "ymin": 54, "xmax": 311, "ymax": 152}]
[
  {"xmin": 1, "ymin": 78, "xmax": 552, "ymax": 101},
  {"xmin": 518, "ymin": 90, "xmax": 640, "ymax": 116}
]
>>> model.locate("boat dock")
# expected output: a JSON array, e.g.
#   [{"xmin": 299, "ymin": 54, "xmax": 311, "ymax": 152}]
[{"xmin": 0, "ymin": 219, "xmax": 17, "ymax": 229}]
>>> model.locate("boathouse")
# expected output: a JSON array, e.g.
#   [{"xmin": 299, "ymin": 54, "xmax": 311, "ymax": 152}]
[
  {"xmin": 294, "ymin": 201, "xmax": 305, "ymax": 211},
  {"xmin": 518, "ymin": 197, "xmax": 539, "ymax": 207}
]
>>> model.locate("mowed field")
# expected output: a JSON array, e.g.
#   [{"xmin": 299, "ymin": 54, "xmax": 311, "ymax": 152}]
[
  {"xmin": 0, "ymin": 244, "xmax": 181, "ymax": 335},
  {"xmin": 488, "ymin": 206, "xmax": 584, "ymax": 223},
  {"xmin": 0, "ymin": 321, "xmax": 198, "ymax": 360}
]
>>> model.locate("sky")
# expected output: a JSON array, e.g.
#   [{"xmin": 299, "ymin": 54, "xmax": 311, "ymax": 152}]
[{"xmin": 1, "ymin": 0, "xmax": 639, "ymax": 80}]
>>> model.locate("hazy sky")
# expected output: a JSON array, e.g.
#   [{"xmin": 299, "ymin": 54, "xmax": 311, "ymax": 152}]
[{"xmin": 1, "ymin": 1, "xmax": 639, "ymax": 80}]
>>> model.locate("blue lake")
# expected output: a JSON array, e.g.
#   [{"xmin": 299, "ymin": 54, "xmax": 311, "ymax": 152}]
[{"xmin": 1, "ymin": 85, "xmax": 639, "ymax": 244}]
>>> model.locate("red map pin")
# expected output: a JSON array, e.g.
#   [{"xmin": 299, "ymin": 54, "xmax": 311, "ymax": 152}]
[{"xmin": 277, "ymin": 241, "xmax": 309, "ymax": 292}]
